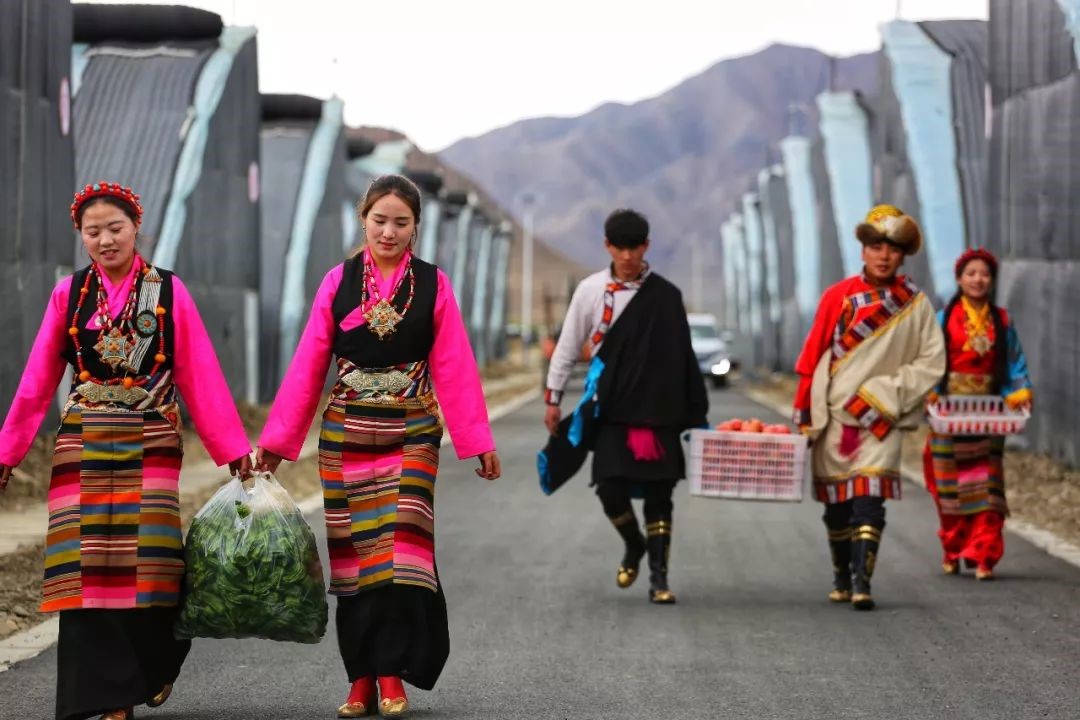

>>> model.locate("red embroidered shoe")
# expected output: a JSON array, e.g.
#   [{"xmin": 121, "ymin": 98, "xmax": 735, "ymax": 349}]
[
  {"xmin": 338, "ymin": 677, "xmax": 376, "ymax": 718},
  {"xmin": 377, "ymin": 676, "xmax": 409, "ymax": 718}
]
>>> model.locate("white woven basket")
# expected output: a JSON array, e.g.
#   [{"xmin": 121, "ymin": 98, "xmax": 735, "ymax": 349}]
[{"xmin": 926, "ymin": 395, "xmax": 1030, "ymax": 436}]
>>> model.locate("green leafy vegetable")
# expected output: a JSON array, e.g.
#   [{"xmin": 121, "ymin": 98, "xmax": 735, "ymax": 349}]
[{"xmin": 175, "ymin": 475, "xmax": 328, "ymax": 643}]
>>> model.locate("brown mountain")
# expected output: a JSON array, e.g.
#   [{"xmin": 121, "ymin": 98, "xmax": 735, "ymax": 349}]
[{"xmin": 440, "ymin": 43, "xmax": 878, "ymax": 308}]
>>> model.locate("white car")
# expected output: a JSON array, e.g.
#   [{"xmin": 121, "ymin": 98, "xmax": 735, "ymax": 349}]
[{"xmin": 687, "ymin": 313, "xmax": 733, "ymax": 388}]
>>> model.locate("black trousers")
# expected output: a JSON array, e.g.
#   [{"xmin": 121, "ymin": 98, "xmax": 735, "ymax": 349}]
[
  {"xmin": 595, "ymin": 477, "xmax": 676, "ymax": 521},
  {"xmin": 822, "ymin": 497, "xmax": 887, "ymax": 532}
]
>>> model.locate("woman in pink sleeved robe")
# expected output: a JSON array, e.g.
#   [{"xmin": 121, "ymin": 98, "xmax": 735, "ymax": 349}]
[
  {"xmin": 0, "ymin": 182, "xmax": 252, "ymax": 720},
  {"xmin": 256, "ymin": 174, "xmax": 501, "ymax": 719}
]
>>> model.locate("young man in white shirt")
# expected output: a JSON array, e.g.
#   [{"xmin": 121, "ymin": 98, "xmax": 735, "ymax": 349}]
[{"xmin": 543, "ymin": 209, "xmax": 708, "ymax": 603}]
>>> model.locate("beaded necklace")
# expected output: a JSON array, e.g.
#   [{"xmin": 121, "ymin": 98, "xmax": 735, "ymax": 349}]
[
  {"xmin": 361, "ymin": 251, "xmax": 416, "ymax": 340},
  {"xmin": 69, "ymin": 257, "xmax": 167, "ymax": 388}
]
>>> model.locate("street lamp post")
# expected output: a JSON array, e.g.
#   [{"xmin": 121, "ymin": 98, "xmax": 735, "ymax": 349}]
[{"xmin": 519, "ymin": 192, "xmax": 536, "ymax": 346}]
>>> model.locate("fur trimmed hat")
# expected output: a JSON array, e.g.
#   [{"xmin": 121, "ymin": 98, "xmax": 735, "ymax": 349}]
[{"xmin": 855, "ymin": 204, "xmax": 922, "ymax": 256}]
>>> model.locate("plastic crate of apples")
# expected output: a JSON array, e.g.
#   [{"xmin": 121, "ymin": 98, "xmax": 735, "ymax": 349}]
[{"xmin": 687, "ymin": 418, "xmax": 806, "ymax": 502}]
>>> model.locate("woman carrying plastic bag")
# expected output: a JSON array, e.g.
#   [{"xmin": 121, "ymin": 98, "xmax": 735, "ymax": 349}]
[{"xmin": 175, "ymin": 472, "xmax": 328, "ymax": 643}]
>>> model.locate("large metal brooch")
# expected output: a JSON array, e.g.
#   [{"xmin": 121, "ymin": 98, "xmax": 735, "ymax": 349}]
[
  {"xmin": 94, "ymin": 327, "xmax": 134, "ymax": 370},
  {"xmin": 363, "ymin": 298, "xmax": 403, "ymax": 340}
]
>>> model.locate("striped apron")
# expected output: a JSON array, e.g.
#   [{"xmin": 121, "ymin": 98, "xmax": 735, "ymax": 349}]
[
  {"xmin": 42, "ymin": 374, "xmax": 184, "ymax": 613},
  {"xmin": 319, "ymin": 358, "xmax": 444, "ymax": 595}
]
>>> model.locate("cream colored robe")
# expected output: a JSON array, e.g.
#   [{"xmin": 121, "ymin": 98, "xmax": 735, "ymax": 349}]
[{"xmin": 804, "ymin": 291, "xmax": 946, "ymax": 502}]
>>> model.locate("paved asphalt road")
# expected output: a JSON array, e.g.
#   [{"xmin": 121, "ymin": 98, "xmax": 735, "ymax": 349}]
[{"xmin": 3, "ymin": 385, "xmax": 1079, "ymax": 719}]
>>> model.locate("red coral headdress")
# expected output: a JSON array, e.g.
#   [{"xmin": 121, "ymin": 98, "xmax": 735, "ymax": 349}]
[
  {"xmin": 954, "ymin": 247, "xmax": 998, "ymax": 278},
  {"xmin": 70, "ymin": 182, "xmax": 143, "ymax": 229}
]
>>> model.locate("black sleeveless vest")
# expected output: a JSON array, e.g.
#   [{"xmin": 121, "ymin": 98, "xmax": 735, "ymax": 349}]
[
  {"xmin": 62, "ymin": 265, "xmax": 176, "ymax": 378},
  {"xmin": 331, "ymin": 255, "xmax": 438, "ymax": 367}
]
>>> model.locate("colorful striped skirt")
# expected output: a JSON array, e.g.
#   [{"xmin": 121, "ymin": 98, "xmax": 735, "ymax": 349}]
[
  {"xmin": 923, "ymin": 432, "xmax": 1007, "ymax": 516},
  {"xmin": 319, "ymin": 393, "xmax": 450, "ymax": 688},
  {"xmin": 318, "ymin": 396, "xmax": 443, "ymax": 595},
  {"xmin": 42, "ymin": 407, "xmax": 184, "ymax": 613}
]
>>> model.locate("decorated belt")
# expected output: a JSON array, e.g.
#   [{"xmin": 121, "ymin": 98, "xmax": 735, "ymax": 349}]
[
  {"xmin": 340, "ymin": 368, "xmax": 412, "ymax": 395},
  {"xmin": 74, "ymin": 380, "xmax": 151, "ymax": 406},
  {"xmin": 331, "ymin": 360, "xmax": 438, "ymax": 416},
  {"xmin": 946, "ymin": 371, "xmax": 993, "ymax": 395}
]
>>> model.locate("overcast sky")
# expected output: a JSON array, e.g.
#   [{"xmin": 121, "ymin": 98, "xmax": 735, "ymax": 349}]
[{"xmin": 79, "ymin": 0, "xmax": 989, "ymax": 151}]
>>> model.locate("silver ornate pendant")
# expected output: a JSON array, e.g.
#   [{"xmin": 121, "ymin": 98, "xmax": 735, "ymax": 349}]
[
  {"xmin": 364, "ymin": 298, "xmax": 403, "ymax": 340},
  {"xmin": 94, "ymin": 327, "xmax": 134, "ymax": 370},
  {"xmin": 970, "ymin": 334, "xmax": 992, "ymax": 356}
]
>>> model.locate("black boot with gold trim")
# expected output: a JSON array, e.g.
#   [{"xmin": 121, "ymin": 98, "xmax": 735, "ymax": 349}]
[
  {"xmin": 645, "ymin": 517, "xmax": 676, "ymax": 604},
  {"xmin": 611, "ymin": 510, "xmax": 646, "ymax": 588},
  {"xmin": 827, "ymin": 527, "xmax": 853, "ymax": 603},
  {"xmin": 850, "ymin": 525, "xmax": 882, "ymax": 611}
]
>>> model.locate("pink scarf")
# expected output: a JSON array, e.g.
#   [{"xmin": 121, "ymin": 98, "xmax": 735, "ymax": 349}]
[{"xmin": 627, "ymin": 427, "xmax": 665, "ymax": 461}]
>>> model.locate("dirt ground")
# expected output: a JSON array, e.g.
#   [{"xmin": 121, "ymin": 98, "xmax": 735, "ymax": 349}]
[
  {"xmin": 748, "ymin": 373, "xmax": 1080, "ymax": 548},
  {"xmin": 0, "ymin": 368, "xmax": 539, "ymax": 641}
]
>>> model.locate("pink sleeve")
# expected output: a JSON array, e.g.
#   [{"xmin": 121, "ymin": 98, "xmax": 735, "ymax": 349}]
[
  {"xmin": 429, "ymin": 269, "xmax": 495, "ymax": 459},
  {"xmin": 0, "ymin": 281, "xmax": 73, "ymax": 466},
  {"xmin": 258, "ymin": 265, "xmax": 342, "ymax": 460},
  {"xmin": 170, "ymin": 276, "xmax": 252, "ymax": 466}
]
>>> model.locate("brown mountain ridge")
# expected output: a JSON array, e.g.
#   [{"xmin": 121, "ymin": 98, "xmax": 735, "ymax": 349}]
[{"xmin": 440, "ymin": 43, "xmax": 878, "ymax": 310}]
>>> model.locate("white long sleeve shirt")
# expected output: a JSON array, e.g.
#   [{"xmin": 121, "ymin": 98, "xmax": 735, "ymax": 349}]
[{"xmin": 544, "ymin": 268, "xmax": 642, "ymax": 405}]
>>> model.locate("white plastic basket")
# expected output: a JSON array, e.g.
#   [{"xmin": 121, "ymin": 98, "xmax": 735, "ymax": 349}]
[
  {"xmin": 926, "ymin": 394, "xmax": 1030, "ymax": 436},
  {"xmin": 688, "ymin": 429, "xmax": 806, "ymax": 502}
]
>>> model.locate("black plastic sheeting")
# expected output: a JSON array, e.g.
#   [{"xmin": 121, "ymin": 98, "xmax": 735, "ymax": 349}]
[
  {"xmin": 989, "ymin": 0, "xmax": 1076, "ymax": 105},
  {"xmin": 997, "ymin": 260, "xmax": 1080, "ymax": 465},
  {"xmin": 406, "ymin": 170, "xmax": 443, "ymax": 196},
  {"xmin": 922, "ymin": 20, "xmax": 989, "ymax": 255},
  {"xmin": 73, "ymin": 4, "xmax": 222, "ymax": 44},
  {"xmin": 303, "ymin": 128, "xmax": 348, "ymax": 325},
  {"xmin": 869, "ymin": 53, "xmax": 938, "ymax": 304},
  {"xmin": 257, "ymin": 111, "xmax": 347, "ymax": 400},
  {"xmin": 437, "ymin": 202, "xmax": 465, "ymax": 278},
  {"xmin": 460, "ymin": 214, "xmax": 487, "ymax": 350},
  {"xmin": 73, "ymin": 45, "xmax": 213, "ymax": 251},
  {"xmin": 760, "ymin": 169, "xmax": 800, "ymax": 370},
  {"xmin": 0, "ymin": 0, "xmax": 74, "ymax": 422},
  {"xmin": 989, "ymin": 1, "xmax": 1080, "ymax": 465},
  {"xmin": 346, "ymin": 135, "xmax": 375, "ymax": 160},
  {"xmin": 258, "ymin": 123, "xmax": 310, "ymax": 401},
  {"xmin": 73, "ymin": 25, "xmax": 258, "ymax": 403},
  {"xmin": 344, "ymin": 161, "xmax": 375, "ymax": 252},
  {"xmin": 174, "ymin": 34, "xmax": 260, "ymax": 290},
  {"xmin": 809, "ymin": 137, "xmax": 846, "ymax": 293},
  {"xmin": 262, "ymin": 93, "xmax": 323, "ymax": 121},
  {"xmin": 989, "ymin": 71, "xmax": 1080, "ymax": 260}
]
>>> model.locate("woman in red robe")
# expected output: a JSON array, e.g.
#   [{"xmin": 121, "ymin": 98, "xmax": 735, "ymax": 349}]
[{"xmin": 922, "ymin": 248, "xmax": 1033, "ymax": 581}]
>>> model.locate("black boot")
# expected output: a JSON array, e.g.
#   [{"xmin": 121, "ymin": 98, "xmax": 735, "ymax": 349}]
[
  {"xmin": 827, "ymin": 527, "xmax": 853, "ymax": 603},
  {"xmin": 850, "ymin": 525, "xmax": 882, "ymax": 611},
  {"xmin": 610, "ymin": 510, "xmax": 646, "ymax": 588},
  {"xmin": 645, "ymin": 517, "xmax": 676, "ymax": 604}
]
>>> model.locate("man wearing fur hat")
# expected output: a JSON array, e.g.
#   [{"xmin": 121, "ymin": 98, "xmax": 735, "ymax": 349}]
[{"xmin": 793, "ymin": 205, "xmax": 946, "ymax": 610}]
